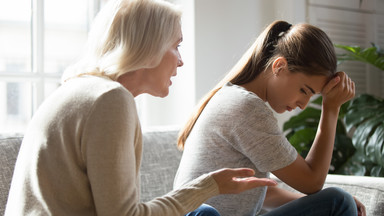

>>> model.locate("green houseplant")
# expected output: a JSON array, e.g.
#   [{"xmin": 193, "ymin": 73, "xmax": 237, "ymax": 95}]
[
  {"xmin": 283, "ymin": 44, "xmax": 384, "ymax": 177},
  {"xmin": 336, "ymin": 43, "xmax": 384, "ymax": 176},
  {"xmin": 335, "ymin": 44, "xmax": 384, "ymax": 71}
]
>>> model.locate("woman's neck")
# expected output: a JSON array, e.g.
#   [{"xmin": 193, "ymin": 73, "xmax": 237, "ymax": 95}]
[
  {"xmin": 240, "ymin": 69, "xmax": 272, "ymax": 102},
  {"xmin": 117, "ymin": 70, "xmax": 145, "ymax": 97}
]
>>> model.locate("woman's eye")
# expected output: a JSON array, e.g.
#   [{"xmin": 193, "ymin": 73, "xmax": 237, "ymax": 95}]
[{"xmin": 300, "ymin": 88, "xmax": 307, "ymax": 95}]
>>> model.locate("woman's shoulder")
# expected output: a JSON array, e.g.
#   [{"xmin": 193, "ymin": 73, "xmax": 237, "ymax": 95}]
[
  {"xmin": 57, "ymin": 76, "xmax": 135, "ymax": 112},
  {"xmin": 201, "ymin": 82, "xmax": 274, "ymax": 122},
  {"xmin": 217, "ymin": 82, "xmax": 269, "ymax": 112},
  {"xmin": 66, "ymin": 76, "xmax": 132, "ymax": 98}
]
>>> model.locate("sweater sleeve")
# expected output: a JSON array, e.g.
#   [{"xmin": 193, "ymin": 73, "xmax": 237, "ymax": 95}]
[{"xmin": 81, "ymin": 87, "xmax": 219, "ymax": 216}]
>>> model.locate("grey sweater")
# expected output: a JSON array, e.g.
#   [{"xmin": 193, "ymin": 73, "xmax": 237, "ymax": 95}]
[{"xmin": 174, "ymin": 82, "xmax": 297, "ymax": 216}]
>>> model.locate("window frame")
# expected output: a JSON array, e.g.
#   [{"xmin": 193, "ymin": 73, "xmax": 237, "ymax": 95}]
[{"xmin": 0, "ymin": 0, "xmax": 102, "ymax": 133}]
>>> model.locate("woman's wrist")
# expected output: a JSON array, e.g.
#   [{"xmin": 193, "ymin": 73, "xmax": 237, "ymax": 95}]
[{"xmin": 321, "ymin": 103, "xmax": 340, "ymax": 116}]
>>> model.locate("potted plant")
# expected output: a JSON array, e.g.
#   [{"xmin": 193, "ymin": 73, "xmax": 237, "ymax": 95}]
[{"xmin": 336, "ymin": 44, "xmax": 384, "ymax": 176}]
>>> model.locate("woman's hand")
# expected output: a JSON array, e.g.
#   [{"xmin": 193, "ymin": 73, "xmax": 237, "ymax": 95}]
[
  {"xmin": 210, "ymin": 168, "xmax": 277, "ymax": 194},
  {"xmin": 354, "ymin": 196, "xmax": 366, "ymax": 216},
  {"xmin": 321, "ymin": 71, "xmax": 355, "ymax": 110}
]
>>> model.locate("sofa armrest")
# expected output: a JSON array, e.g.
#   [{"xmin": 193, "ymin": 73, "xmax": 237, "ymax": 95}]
[
  {"xmin": 0, "ymin": 135, "xmax": 23, "ymax": 215},
  {"xmin": 271, "ymin": 174, "xmax": 384, "ymax": 216}
]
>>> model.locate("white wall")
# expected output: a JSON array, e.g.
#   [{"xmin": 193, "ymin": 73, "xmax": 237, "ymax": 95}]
[{"xmin": 194, "ymin": 0, "xmax": 260, "ymax": 101}]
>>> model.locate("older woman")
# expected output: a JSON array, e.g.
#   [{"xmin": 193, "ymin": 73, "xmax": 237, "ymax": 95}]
[{"xmin": 4, "ymin": 0, "xmax": 276, "ymax": 215}]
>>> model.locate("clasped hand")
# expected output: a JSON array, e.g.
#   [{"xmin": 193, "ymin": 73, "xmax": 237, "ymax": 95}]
[{"xmin": 321, "ymin": 71, "xmax": 355, "ymax": 109}]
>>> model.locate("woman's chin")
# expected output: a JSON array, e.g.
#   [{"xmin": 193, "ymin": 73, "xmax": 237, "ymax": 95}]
[
  {"xmin": 273, "ymin": 107, "xmax": 286, "ymax": 114},
  {"xmin": 158, "ymin": 88, "xmax": 170, "ymax": 98}
]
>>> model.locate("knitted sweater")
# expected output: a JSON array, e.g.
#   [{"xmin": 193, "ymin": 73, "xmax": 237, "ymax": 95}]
[{"xmin": 5, "ymin": 76, "xmax": 219, "ymax": 216}]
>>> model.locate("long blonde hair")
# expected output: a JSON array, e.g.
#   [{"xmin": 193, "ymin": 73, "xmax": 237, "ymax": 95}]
[
  {"xmin": 177, "ymin": 20, "xmax": 337, "ymax": 150},
  {"xmin": 62, "ymin": 0, "xmax": 182, "ymax": 82}
]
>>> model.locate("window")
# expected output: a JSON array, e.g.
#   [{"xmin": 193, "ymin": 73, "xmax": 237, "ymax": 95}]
[
  {"xmin": 0, "ymin": 0, "xmax": 194, "ymax": 133},
  {"xmin": 0, "ymin": 0, "xmax": 106, "ymax": 133}
]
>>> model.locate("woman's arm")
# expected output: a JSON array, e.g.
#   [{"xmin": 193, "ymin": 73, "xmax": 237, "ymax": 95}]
[
  {"xmin": 273, "ymin": 72, "xmax": 355, "ymax": 194},
  {"xmin": 262, "ymin": 186, "xmax": 305, "ymax": 211}
]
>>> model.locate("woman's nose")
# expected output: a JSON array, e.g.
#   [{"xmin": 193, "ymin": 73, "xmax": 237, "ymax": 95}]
[
  {"xmin": 178, "ymin": 58, "xmax": 184, "ymax": 67},
  {"xmin": 298, "ymin": 97, "xmax": 310, "ymax": 110},
  {"xmin": 177, "ymin": 51, "xmax": 184, "ymax": 67}
]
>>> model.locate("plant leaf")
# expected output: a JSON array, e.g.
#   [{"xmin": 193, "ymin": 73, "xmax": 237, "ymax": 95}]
[
  {"xmin": 345, "ymin": 94, "xmax": 384, "ymax": 131},
  {"xmin": 288, "ymin": 128, "xmax": 316, "ymax": 155},
  {"xmin": 352, "ymin": 114, "xmax": 384, "ymax": 153},
  {"xmin": 311, "ymin": 96, "xmax": 322, "ymax": 105},
  {"xmin": 283, "ymin": 107, "xmax": 320, "ymax": 131},
  {"xmin": 330, "ymin": 134, "xmax": 355, "ymax": 173},
  {"xmin": 335, "ymin": 44, "xmax": 384, "ymax": 71},
  {"xmin": 335, "ymin": 151, "xmax": 366, "ymax": 176},
  {"xmin": 370, "ymin": 166, "xmax": 384, "ymax": 177},
  {"xmin": 365, "ymin": 123, "xmax": 384, "ymax": 166},
  {"xmin": 335, "ymin": 44, "xmax": 361, "ymax": 53}
]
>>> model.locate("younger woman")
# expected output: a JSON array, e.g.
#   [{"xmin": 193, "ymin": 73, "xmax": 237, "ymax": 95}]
[{"xmin": 174, "ymin": 21, "xmax": 365, "ymax": 216}]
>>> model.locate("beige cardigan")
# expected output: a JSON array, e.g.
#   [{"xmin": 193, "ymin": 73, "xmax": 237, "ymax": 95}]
[{"xmin": 5, "ymin": 76, "xmax": 219, "ymax": 216}]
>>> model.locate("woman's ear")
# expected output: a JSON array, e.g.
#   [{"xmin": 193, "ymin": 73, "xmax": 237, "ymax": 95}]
[{"xmin": 272, "ymin": 57, "xmax": 288, "ymax": 76}]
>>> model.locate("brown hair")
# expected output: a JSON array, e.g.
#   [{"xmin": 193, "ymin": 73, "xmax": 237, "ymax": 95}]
[{"xmin": 177, "ymin": 20, "xmax": 337, "ymax": 150}]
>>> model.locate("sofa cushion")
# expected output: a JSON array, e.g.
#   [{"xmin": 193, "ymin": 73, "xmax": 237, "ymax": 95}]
[
  {"xmin": 0, "ymin": 135, "xmax": 23, "ymax": 215},
  {"xmin": 140, "ymin": 128, "xmax": 182, "ymax": 202},
  {"xmin": 272, "ymin": 174, "xmax": 384, "ymax": 216},
  {"xmin": 324, "ymin": 174, "xmax": 384, "ymax": 216}
]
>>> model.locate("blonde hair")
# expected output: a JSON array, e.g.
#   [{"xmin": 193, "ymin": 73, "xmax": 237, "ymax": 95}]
[
  {"xmin": 177, "ymin": 20, "xmax": 337, "ymax": 150},
  {"xmin": 62, "ymin": 0, "xmax": 182, "ymax": 82}
]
